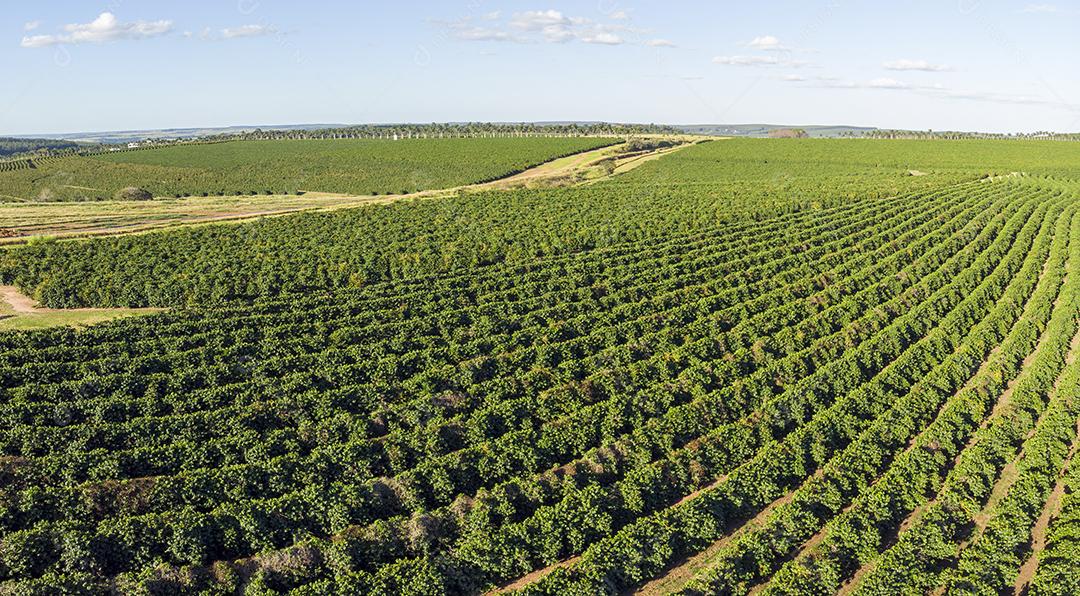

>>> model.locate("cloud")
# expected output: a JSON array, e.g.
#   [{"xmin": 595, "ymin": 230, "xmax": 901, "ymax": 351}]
[
  {"xmin": 452, "ymin": 25, "xmax": 518, "ymax": 42},
  {"xmin": 609, "ymin": 10, "xmax": 630, "ymax": 20},
  {"xmin": 815, "ymin": 75, "xmax": 1078, "ymax": 112},
  {"xmin": 21, "ymin": 12, "xmax": 172, "ymax": 48},
  {"xmin": 188, "ymin": 24, "xmax": 281, "ymax": 42},
  {"xmin": 580, "ymin": 32, "xmax": 622, "ymax": 45},
  {"xmin": 23, "ymin": 21, "xmax": 40, "ymax": 31},
  {"xmin": 883, "ymin": 59, "xmax": 952, "ymax": 72},
  {"xmin": 868, "ymin": 77, "xmax": 910, "ymax": 89},
  {"xmin": 714, "ymin": 55, "xmax": 778, "ymax": 66},
  {"xmin": 782, "ymin": 74, "xmax": 807, "ymax": 82},
  {"xmin": 1021, "ymin": 3, "xmax": 1060, "ymax": 12},
  {"xmin": 439, "ymin": 10, "xmax": 633, "ymax": 46},
  {"xmin": 939, "ymin": 88, "xmax": 1076, "ymax": 110},
  {"xmin": 646, "ymin": 38, "xmax": 676, "ymax": 48},
  {"xmin": 713, "ymin": 55, "xmax": 810, "ymax": 67},
  {"xmin": 816, "ymin": 76, "xmax": 945, "ymax": 91},
  {"xmin": 482, "ymin": 11, "xmax": 501, "ymax": 20},
  {"xmin": 221, "ymin": 24, "xmax": 276, "ymax": 39},
  {"xmin": 509, "ymin": 10, "xmax": 585, "ymax": 31},
  {"xmin": 433, "ymin": 17, "xmax": 523, "ymax": 42},
  {"xmin": 748, "ymin": 35, "xmax": 787, "ymax": 51}
]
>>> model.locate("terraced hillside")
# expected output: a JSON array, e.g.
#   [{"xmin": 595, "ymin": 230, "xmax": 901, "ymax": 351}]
[{"xmin": 2, "ymin": 139, "xmax": 1080, "ymax": 595}]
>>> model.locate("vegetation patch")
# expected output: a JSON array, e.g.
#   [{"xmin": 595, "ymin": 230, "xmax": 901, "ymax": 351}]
[{"xmin": 0, "ymin": 137, "xmax": 616, "ymax": 201}]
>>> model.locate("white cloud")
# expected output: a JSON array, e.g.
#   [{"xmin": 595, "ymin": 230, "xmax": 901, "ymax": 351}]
[
  {"xmin": 21, "ymin": 12, "xmax": 172, "ymax": 48},
  {"xmin": 540, "ymin": 25, "xmax": 575, "ymax": 42},
  {"xmin": 782, "ymin": 74, "xmax": 807, "ymax": 82},
  {"xmin": 748, "ymin": 35, "xmax": 787, "ymax": 51},
  {"xmin": 509, "ymin": 10, "xmax": 583, "ymax": 31},
  {"xmin": 580, "ymin": 31, "xmax": 622, "ymax": 45},
  {"xmin": 221, "ymin": 24, "xmax": 276, "ymax": 39},
  {"xmin": 713, "ymin": 55, "xmax": 810, "ymax": 67},
  {"xmin": 714, "ymin": 55, "xmax": 778, "ymax": 66},
  {"xmin": 507, "ymin": 11, "xmax": 566, "ymax": 42},
  {"xmin": 813, "ymin": 75, "xmax": 1078, "ymax": 112},
  {"xmin": 454, "ymin": 25, "xmax": 518, "ymax": 42},
  {"xmin": 23, "ymin": 21, "xmax": 40, "ymax": 31},
  {"xmin": 19, "ymin": 35, "xmax": 54, "ymax": 48},
  {"xmin": 883, "ymin": 59, "xmax": 952, "ymax": 72},
  {"xmin": 940, "ymin": 88, "xmax": 1076, "ymax": 109},
  {"xmin": 868, "ymin": 77, "xmax": 909, "ymax": 89},
  {"xmin": 646, "ymin": 39, "xmax": 676, "ymax": 48},
  {"xmin": 440, "ymin": 10, "xmax": 633, "ymax": 46},
  {"xmin": 817, "ymin": 76, "xmax": 944, "ymax": 91},
  {"xmin": 1021, "ymin": 3, "xmax": 1060, "ymax": 12},
  {"xmin": 609, "ymin": 10, "xmax": 630, "ymax": 20},
  {"xmin": 482, "ymin": 11, "xmax": 501, "ymax": 20}
]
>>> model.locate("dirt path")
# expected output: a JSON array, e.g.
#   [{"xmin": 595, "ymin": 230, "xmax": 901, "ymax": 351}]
[
  {"xmin": 967, "ymin": 282, "xmax": 1077, "ymax": 545},
  {"xmin": 0, "ymin": 284, "xmax": 135, "ymax": 314},
  {"xmin": 486, "ymin": 556, "xmax": 582, "ymax": 594},
  {"xmin": 1015, "ymin": 419, "xmax": 1080, "ymax": 595},
  {"xmin": 833, "ymin": 239, "xmax": 1068, "ymax": 594},
  {"xmin": 0, "ymin": 284, "xmax": 161, "ymax": 331},
  {"xmin": 1013, "ymin": 329, "xmax": 1080, "ymax": 594},
  {"xmin": 0, "ymin": 285, "xmax": 41, "ymax": 313},
  {"xmin": 632, "ymin": 473, "xmax": 813, "ymax": 595}
]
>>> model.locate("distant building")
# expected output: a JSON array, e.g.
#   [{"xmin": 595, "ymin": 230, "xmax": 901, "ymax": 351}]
[{"xmin": 127, "ymin": 142, "xmax": 141, "ymax": 149}]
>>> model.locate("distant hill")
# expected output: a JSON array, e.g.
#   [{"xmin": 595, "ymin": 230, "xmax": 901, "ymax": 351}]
[
  {"xmin": 674, "ymin": 124, "xmax": 879, "ymax": 138},
  {"xmin": 9, "ymin": 121, "xmax": 882, "ymax": 144},
  {"xmin": 0, "ymin": 137, "xmax": 87, "ymax": 158},
  {"xmin": 12, "ymin": 124, "xmax": 347, "ymax": 145}
]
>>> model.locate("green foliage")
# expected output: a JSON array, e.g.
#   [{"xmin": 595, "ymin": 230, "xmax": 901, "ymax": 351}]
[
  {"xmin": 0, "ymin": 137, "xmax": 84, "ymax": 158},
  {"xmin": 0, "ymin": 138, "xmax": 1023, "ymax": 308},
  {"xmin": 1, "ymin": 139, "xmax": 1079, "ymax": 595},
  {"xmin": 0, "ymin": 137, "xmax": 615, "ymax": 201}
]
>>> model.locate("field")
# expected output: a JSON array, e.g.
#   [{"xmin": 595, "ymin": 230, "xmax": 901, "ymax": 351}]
[
  {"xmin": 0, "ymin": 137, "xmax": 616, "ymax": 202},
  {"xmin": 0, "ymin": 138, "xmax": 677, "ymax": 243},
  {"xmin": 0, "ymin": 139, "xmax": 1023, "ymax": 308},
  {"xmin": 2, "ymin": 137, "xmax": 1080, "ymax": 595}
]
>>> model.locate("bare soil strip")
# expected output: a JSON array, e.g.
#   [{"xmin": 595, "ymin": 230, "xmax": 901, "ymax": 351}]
[
  {"xmin": 967, "ymin": 290, "xmax": 1077, "ymax": 545},
  {"xmin": 835, "ymin": 237, "xmax": 1066, "ymax": 595},
  {"xmin": 486, "ymin": 556, "xmax": 582, "ymax": 595},
  {"xmin": 1, "ymin": 285, "xmax": 40, "ymax": 313},
  {"xmin": 1013, "ymin": 330, "xmax": 1080, "ymax": 594},
  {"xmin": 0, "ymin": 285, "xmax": 160, "ymax": 330},
  {"xmin": 631, "ymin": 472, "xmax": 817, "ymax": 595}
]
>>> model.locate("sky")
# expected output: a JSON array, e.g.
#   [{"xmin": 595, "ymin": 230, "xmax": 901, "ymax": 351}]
[{"xmin": 2, "ymin": 0, "xmax": 1079, "ymax": 135}]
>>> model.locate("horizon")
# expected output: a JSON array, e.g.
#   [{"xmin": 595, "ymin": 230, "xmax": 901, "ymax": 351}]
[
  {"xmin": 7, "ymin": 120, "xmax": 1075, "ymax": 141},
  {"xmin": 4, "ymin": 1, "xmax": 1080, "ymax": 135}
]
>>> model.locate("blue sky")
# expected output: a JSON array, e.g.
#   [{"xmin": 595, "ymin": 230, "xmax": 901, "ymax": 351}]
[{"xmin": 3, "ymin": 0, "xmax": 1079, "ymax": 135}]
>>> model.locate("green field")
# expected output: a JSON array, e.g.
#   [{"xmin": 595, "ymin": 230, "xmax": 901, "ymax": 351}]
[
  {"xmin": 0, "ymin": 139, "xmax": 1071, "ymax": 308},
  {"xmin": 3, "ymin": 137, "xmax": 1080, "ymax": 595},
  {"xmin": 0, "ymin": 137, "xmax": 616, "ymax": 201}
]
